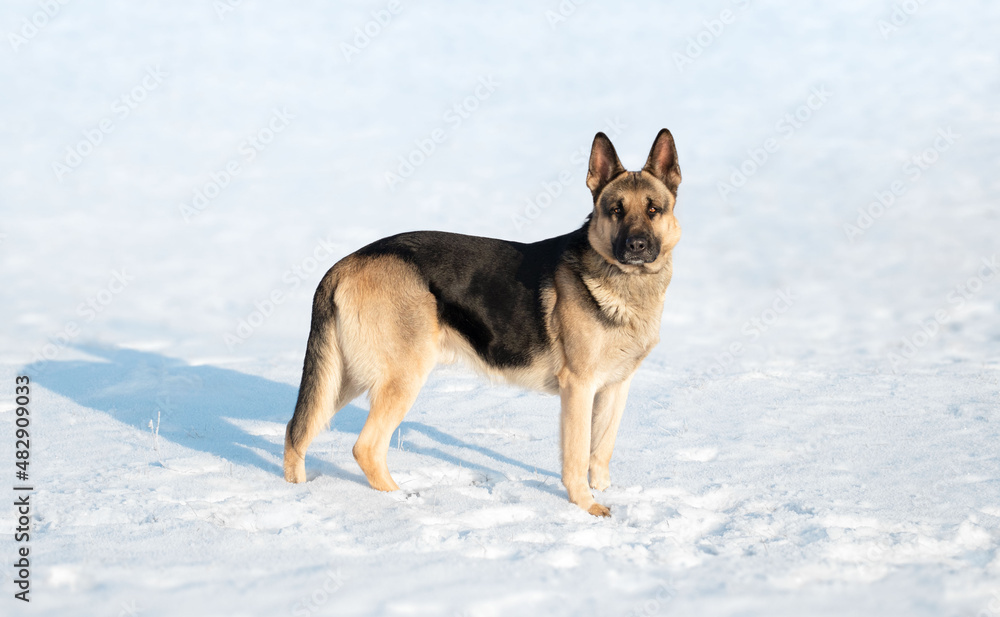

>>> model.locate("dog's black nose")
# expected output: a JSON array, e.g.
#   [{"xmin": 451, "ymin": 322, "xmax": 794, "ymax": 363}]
[{"xmin": 625, "ymin": 236, "xmax": 647, "ymax": 253}]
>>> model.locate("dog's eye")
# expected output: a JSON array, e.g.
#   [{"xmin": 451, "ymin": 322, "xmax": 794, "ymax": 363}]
[
  {"xmin": 646, "ymin": 200, "xmax": 661, "ymax": 216},
  {"xmin": 610, "ymin": 201, "xmax": 624, "ymax": 217}
]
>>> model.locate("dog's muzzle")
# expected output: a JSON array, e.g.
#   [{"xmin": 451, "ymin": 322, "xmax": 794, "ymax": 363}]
[{"xmin": 615, "ymin": 234, "xmax": 658, "ymax": 265}]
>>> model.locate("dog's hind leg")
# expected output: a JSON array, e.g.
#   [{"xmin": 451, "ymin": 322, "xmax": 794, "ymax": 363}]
[
  {"xmin": 284, "ymin": 274, "xmax": 354, "ymax": 483},
  {"xmin": 352, "ymin": 366, "xmax": 432, "ymax": 492},
  {"xmin": 328, "ymin": 256, "xmax": 440, "ymax": 492}
]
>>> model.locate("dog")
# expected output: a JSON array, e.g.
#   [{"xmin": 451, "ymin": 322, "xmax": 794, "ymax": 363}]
[{"xmin": 283, "ymin": 129, "xmax": 682, "ymax": 517}]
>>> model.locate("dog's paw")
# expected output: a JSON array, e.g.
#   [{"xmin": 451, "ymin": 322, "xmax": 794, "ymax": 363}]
[
  {"xmin": 589, "ymin": 472, "xmax": 610, "ymax": 491},
  {"xmin": 283, "ymin": 462, "xmax": 306, "ymax": 483},
  {"xmin": 587, "ymin": 503, "xmax": 611, "ymax": 517}
]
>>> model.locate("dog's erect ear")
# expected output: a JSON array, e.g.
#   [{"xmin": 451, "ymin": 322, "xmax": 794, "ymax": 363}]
[
  {"xmin": 586, "ymin": 132, "xmax": 626, "ymax": 199},
  {"xmin": 643, "ymin": 128, "xmax": 682, "ymax": 194}
]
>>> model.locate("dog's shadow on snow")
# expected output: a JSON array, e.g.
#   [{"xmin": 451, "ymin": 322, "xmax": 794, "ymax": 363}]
[{"xmin": 28, "ymin": 345, "xmax": 559, "ymax": 491}]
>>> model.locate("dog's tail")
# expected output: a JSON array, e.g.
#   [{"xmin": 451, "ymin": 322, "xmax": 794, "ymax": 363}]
[{"xmin": 283, "ymin": 272, "xmax": 344, "ymax": 483}]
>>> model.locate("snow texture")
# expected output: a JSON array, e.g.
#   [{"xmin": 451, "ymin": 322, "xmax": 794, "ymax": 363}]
[{"xmin": 1, "ymin": 1, "xmax": 999, "ymax": 615}]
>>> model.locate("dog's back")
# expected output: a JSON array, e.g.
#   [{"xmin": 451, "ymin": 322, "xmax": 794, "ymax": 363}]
[{"xmin": 354, "ymin": 228, "xmax": 587, "ymax": 368}]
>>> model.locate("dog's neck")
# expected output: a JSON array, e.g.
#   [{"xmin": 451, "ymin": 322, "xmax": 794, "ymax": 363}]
[{"xmin": 574, "ymin": 247, "xmax": 673, "ymax": 325}]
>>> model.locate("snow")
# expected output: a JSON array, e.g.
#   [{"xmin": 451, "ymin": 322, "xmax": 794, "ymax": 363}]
[{"xmin": 1, "ymin": 0, "xmax": 999, "ymax": 615}]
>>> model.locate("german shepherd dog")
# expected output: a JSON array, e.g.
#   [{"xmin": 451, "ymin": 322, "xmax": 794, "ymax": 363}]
[{"xmin": 284, "ymin": 129, "xmax": 681, "ymax": 517}]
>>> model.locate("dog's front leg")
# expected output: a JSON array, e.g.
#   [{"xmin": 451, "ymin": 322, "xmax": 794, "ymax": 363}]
[
  {"xmin": 559, "ymin": 372, "xmax": 609, "ymax": 517},
  {"xmin": 589, "ymin": 375, "xmax": 632, "ymax": 491}
]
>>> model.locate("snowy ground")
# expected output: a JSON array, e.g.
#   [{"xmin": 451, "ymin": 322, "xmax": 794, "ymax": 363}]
[{"xmin": 1, "ymin": 0, "xmax": 999, "ymax": 615}]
